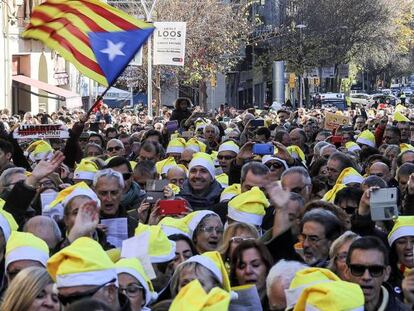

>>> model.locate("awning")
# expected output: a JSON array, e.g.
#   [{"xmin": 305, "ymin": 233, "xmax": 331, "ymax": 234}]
[{"xmin": 12, "ymin": 75, "xmax": 82, "ymax": 108}]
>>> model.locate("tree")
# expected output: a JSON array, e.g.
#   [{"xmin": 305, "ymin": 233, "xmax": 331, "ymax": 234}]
[{"xmin": 110, "ymin": 0, "xmax": 251, "ymax": 109}]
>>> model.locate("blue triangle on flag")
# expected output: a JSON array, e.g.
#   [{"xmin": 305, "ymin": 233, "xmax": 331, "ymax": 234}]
[{"xmin": 89, "ymin": 28, "xmax": 154, "ymax": 86}]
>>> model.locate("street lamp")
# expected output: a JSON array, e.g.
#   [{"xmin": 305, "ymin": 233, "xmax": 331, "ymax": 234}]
[{"xmin": 295, "ymin": 24, "xmax": 307, "ymax": 108}]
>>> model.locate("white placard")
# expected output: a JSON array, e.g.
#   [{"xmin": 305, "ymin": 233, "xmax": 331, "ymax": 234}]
[
  {"xmin": 153, "ymin": 22, "xmax": 186, "ymax": 66},
  {"xmin": 322, "ymin": 67, "xmax": 335, "ymax": 78},
  {"xmin": 13, "ymin": 124, "xmax": 69, "ymax": 139},
  {"xmin": 101, "ymin": 218, "xmax": 128, "ymax": 248}
]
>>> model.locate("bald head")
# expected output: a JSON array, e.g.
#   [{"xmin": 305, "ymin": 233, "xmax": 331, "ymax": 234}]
[
  {"xmin": 180, "ymin": 148, "xmax": 195, "ymax": 168},
  {"xmin": 167, "ymin": 166, "xmax": 187, "ymax": 188},
  {"xmin": 24, "ymin": 216, "xmax": 61, "ymax": 250},
  {"xmin": 369, "ymin": 162, "xmax": 391, "ymax": 182}
]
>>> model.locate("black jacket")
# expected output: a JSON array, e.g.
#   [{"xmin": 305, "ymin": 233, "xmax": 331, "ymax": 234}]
[{"xmin": 180, "ymin": 180, "xmax": 223, "ymax": 211}]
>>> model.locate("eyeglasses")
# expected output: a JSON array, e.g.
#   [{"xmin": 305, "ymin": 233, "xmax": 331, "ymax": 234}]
[
  {"xmin": 122, "ymin": 173, "xmax": 132, "ymax": 180},
  {"xmin": 119, "ymin": 283, "xmax": 144, "ymax": 298},
  {"xmin": 58, "ymin": 279, "xmax": 116, "ymax": 306},
  {"xmin": 230, "ymin": 237, "xmax": 256, "ymax": 243},
  {"xmin": 107, "ymin": 146, "xmax": 122, "ymax": 152},
  {"xmin": 300, "ymin": 234, "xmax": 325, "ymax": 245},
  {"xmin": 217, "ymin": 155, "xmax": 235, "ymax": 161},
  {"xmin": 344, "ymin": 206, "xmax": 356, "ymax": 215},
  {"xmin": 266, "ymin": 162, "xmax": 283, "ymax": 170},
  {"xmin": 349, "ymin": 264, "xmax": 385, "ymax": 277},
  {"xmin": 200, "ymin": 226, "xmax": 224, "ymax": 234}
]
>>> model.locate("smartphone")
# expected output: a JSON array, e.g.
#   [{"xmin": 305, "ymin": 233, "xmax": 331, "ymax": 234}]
[
  {"xmin": 370, "ymin": 188, "xmax": 398, "ymax": 221},
  {"xmin": 166, "ymin": 120, "xmax": 178, "ymax": 133},
  {"xmin": 250, "ymin": 119, "xmax": 265, "ymax": 128},
  {"xmin": 223, "ymin": 117, "xmax": 230, "ymax": 123},
  {"xmin": 252, "ymin": 144, "xmax": 274, "ymax": 155},
  {"xmin": 145, "ymin": 180, "xmax": 169, "ymax": 204},
  {"xmin": 159, "ymin": 200, "xmax": 186, "ymax": 215}
]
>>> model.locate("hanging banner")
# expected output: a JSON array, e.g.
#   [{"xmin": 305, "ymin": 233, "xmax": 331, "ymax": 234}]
[
  {"xmin": 153, "ymin": 22, "xmax": 186, "ymax": 66},
  {"xmin": 322, "ymin": 67, "xmax": 335, "ymax": 78},
  {"xmin": 13, "ymin": 124, "xmax": 69, "ymax": 139}
]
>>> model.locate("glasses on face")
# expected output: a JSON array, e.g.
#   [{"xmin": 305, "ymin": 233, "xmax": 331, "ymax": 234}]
[
  {"xmin": 348, "ymin": 264, "xmax": 385, "ymax": 277},
  {"xmin": 122, "ymin": 173, "xmax": 132, "ymax": 180},
  {"xmin": 266, "ymin": 162, "xmax": 283, "ymax": 170},
  {"xmin": 107, "ymin": 146, "xmax": 122, "ymax": 152},
  {"xmin": 217, "ymin": 155, "xmax": 235, "ymax": 161},
  {"xmin": 58, "ymin": 279, "xmax": 116, "ymax": 306},
  {"xmin": 344, "ymin": 206, "xmax": 356, "ymax": 215},
  {"xmin": 230, "ymin": 237, "xmax": 256, "ymax": 244},
  {"xmin": 200, "ymin": 226, "xmax": 224, "ymax": 234},
  {"xmin": 119, "ymin": 283, "xmax": 144, "ymax": 298},
  {"xmin": 300, "ymin": 234, "xmax": 325, "ymax": 245}
]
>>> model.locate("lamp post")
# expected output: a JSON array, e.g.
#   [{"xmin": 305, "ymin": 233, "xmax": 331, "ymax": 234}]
[{"xmin": 296, "ymin": 24, "xmax": 306, "ymax": 108}]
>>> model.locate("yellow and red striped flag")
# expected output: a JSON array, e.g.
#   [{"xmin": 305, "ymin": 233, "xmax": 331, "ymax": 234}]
[{"xmin": 22, "ymin": 0, "xmax": 154, "ymax": 86}]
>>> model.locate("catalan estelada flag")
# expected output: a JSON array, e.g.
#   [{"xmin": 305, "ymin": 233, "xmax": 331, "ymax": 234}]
[{"xmin": 22, "ymin": 0, "xmax": 154, "ymax": 86}]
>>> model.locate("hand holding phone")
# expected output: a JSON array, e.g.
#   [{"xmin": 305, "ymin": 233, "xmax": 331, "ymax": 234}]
[
  {"xmin": 252, "ymin": 143, "xmax": 274, "ymax": 155},
  {"xmin": 158, "ymin": 200, "xmax": 187, "ymax": 216}
]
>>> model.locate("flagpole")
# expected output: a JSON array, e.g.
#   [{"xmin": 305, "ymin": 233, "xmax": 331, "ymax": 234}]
[
  {"xmin": 86, "ymin": 84, "xmax": 111, "ymax": 117},
  {"xmin": 141, "ymin": 0, "xmax": 157, "ymax": 119}
]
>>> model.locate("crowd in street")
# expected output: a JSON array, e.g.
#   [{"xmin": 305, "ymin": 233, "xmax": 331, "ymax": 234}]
[{"xmin": 1, "ymin": 97, "xmax": 414, "ymax": 310}]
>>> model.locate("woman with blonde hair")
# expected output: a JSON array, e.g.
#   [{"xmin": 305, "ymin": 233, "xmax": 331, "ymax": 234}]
[
  {"xmin": 1, "ymin": 266, "xmax": 60, "ymax": 311},
  {"xmin": 328, "ymin": 230, "xmax": 360, "ymax": 280},
  {"xmin": 217, "ymin": 222, "xmax": 259, "ymax": 269}
]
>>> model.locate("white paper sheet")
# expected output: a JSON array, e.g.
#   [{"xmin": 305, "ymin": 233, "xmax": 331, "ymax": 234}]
[{"xmin": 101, "ymin": 218, "xmax": 128, "ymax": 248}]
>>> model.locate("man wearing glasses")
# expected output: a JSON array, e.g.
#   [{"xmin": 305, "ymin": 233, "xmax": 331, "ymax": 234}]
[
  {"xmin": 346, "ymin": 236, "xmax": 407, "ymax": 311},
  {"xmin": 106, "ymin": 139, "xmax": 125, "ymax": 157}
]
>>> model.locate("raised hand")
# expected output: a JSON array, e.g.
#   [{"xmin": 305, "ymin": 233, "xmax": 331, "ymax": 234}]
[
  {"xmin": 26, "ymin": 151, "xmax": 65, "ymax": 187},
  {"xmin": 68, "ymin": 200, "xmax": 100, "ymax": 243}
]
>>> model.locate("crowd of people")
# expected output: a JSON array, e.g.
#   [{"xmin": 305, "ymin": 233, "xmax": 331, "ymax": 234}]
[{"xmin": 1, "ymin": 97, "xmax": 414, "ymax": 310}]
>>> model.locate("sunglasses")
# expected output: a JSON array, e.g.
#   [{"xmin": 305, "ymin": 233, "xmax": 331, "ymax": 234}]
[
  {"xmin": 107, "ymin": 146, "xmax": 122, "ymax": 152},
  {"xmin": 122, "ymin": 173, "xmax": 132, "ymax": 180},
  {"xmin": 58, "ymin": 279, "xmax": 116, "ymax": 306},
  {"xmin": 349, "ymin": 264, "xmax": 385, "ymax": 277},
  {"xmin": 217, "ymin": 155, "xmax": 235, "ymax": 161},
  {"xmin": 344, "ymin": 206, "xmax": 356, "ymax": 215},
  {"xmin": 266, "ymin": 162, "xmax": 283, "ymax": 170}
]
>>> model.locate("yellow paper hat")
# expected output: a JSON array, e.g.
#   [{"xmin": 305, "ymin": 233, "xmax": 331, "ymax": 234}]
[
  {"xmin": 396, "ymin": 104, "xmax": 406, "ymax": 113},
  {"xmin": 170, "ymin": 133, "xmax": 180, "ymax": 140},
  {"xmin": 394, "ymin": 111, "xmax": 410, "ymax": 122},
  {"xmin": 293, "ymin": 280, "xmax": 364, "ymax": 311},
  {"xmin": 47, "ymin": 237, "xmax": 117, "ymax": 288},
  {"xmin": 26, "ymin": 140, "xmax": 53, "ymax": 162},
  {"xmin": 106, "ymin": 248, "xmax": 121, "ymax": 263},
  {"xmin": 215, "ymin": 173, "xmax": 229, "ymax": 188},
  {"xmin": 335, "ymin": 167, "xmax": 364, "ymax": 185},
  {"xmin": 287, "ymin": 145, "xmax": 306, "ymax": 162},
  {"xmin": 285, "ymin": 267, "xmax": 340, "ymax": 309},
  {"xmin": 130, "ymin": 161, "xmax": 137, "ymax": 170},
  {"xmin": 186, "ymin": 138, "xmax": 207, "ymax": 153},
  {"xmin": 185, "ymin": 251, "xmax": 232, "ymax": 292},
  {"xmin": 159, "ymin": 216, "xmax": 190, "ymax": 237},
  {"xmin": 218, "ymin": 141, "xmax": 240, "ymax": 155},
  {"xmin": 0, "ymin": 208, "xmax": 18, "ymax": 241},
  {"xmin": 170, "ymin": 280, "xmax": 230, "ymax": 311},
  {"xmin": 189, "ymin": 152, "xmax": 216, "ymax": 179},
  {"xmin": 6, "ymin": 231, "xmax": 49, "ymax": 269},
  {"xmin": 167, "ymin": 138, "xmax": 186, "ymax": 154},
  {"xmin": 74, "ymin": 159, "xmax": 99, "ymax": 181},
  {"xmin": 115, "ymin": 258, "xmax": 157, "ymax": 306},
  {"xmin": 227, "ymin": 187, "xmax": 269, "ymax": 226},
  {"xmin": 322, "ymin": 184, "xmax": 346, "ymax": 203},
  {"xmin": 388, "ymin": 216, "xmax": 414, "ymax": 246},
  {"xmin": 345, "ymin": 141, "xmax": 361, "ymax": 153},
  {"xmin": 356, "ymin": 130, "xmax": 375, "ymax": 148},
  {"xmin": 48, "ymin": 181, "xmax": 100, "ymax": 209},
  {"xmin": 195, "ymin": 119, "xmax": 208, "ymax": 131},
  {"xmin": 155, "ymin": 157, "xmax": 177, "ymax": 175},
  {"xmin": 400, "ymin": 143, "xmax": 414, "ymax": 154},
  {"xmin": 134, "ymin": 224, "xmax": 176, "ymax": 263},
  {"xmin": 220, "ymin": 183, "xmax": 241, "ymax": 202},
  {"xmin": 183, "ymin": 210, "xmax": 220, "ymax": 238}
]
